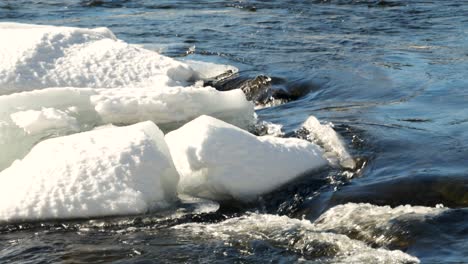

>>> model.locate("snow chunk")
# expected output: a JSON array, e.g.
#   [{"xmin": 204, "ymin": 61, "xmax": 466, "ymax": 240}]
[
  {"xmin": 0, "ymin": 86, "xmax": 254, "ymax": 171},
  {"xmin": 174, "ymin": 213, "xmax": 420, "ymax": 263},
  {"xmin": 0, "ymin": 22, "xmax": 197, "ymax": 94},
  {"xmin": 10, "ymin": 107, "xmax": 78, "ymax": 134},
  {"xmin": 0, "ymin": 121, "xmax": 179, "ymax": 222},
  {"xmin": 301, "ymin": 116, "xmax": 355, "ymax": 169},
  {"xmin": 91, "ymin": 86, "xmax": 254, "ymax": 130},
  {"xmin": 165, "ymin": 115, "xmax": 327, "ymax": 202}
]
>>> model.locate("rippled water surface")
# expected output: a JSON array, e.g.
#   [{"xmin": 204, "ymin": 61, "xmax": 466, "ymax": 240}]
[{"xmin": 1, "ymin": 1, "xmax": 468, "ymax": 263}]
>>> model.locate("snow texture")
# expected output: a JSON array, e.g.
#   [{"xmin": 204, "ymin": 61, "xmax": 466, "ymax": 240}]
[
  {"xmin": 0, "ymin": 86, "xmax": 254, "ymax": 171},
  {"xmin": 0, "ymin": 122, "xmax": 179, "ymax": 222},
  {"xmin": 0, "ymin": 23, "xmax": 255, "ymax": 171},
  {"xmin": 165, "ymin": 115, "xmax": 328, "ymax": 202},
  {"xmin": 0, "ymin": 23, "xmax": 198, "ymax": 94}
]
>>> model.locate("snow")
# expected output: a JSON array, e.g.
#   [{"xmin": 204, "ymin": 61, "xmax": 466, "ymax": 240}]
[
  {"xmin": 92, "ymin": 85, "xmax": 254, "ymax": 129},
  {"xmin": 165, "ymin": 115, "xmax": 328, "ymax": 201},
  {"xmin": 0, "ymin": 22, "xmax": 255, "ymax": 172},
  {"xmin": 301, "ymin": 116, "xmax": 355, "ymax": 169},
  {"xmin": 10, "ymin": 107, "xmax": 79, "ymax": 135},
  {"xmin": 0, "ymin": 121, "xmax": 179, "ymax": 222},
  {"xmin": 0, "ymin": 22, "xmax": 359, "ymax": 224},
  {"xmin": 0, "ymin": 22, "xmax": 199, "ymax": 93},
  {"xmin": 0, "ymin": 86, "xmax": 254, "ymax": 171}
]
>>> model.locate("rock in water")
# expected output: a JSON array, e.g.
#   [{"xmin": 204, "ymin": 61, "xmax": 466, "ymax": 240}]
[
  {"xmin": 165, "ymin": 115, "xmax": 328, "ymax": 202},
  {"xmin": 0, "ymin": 121, "xmax": 179, "ymax": 222}
]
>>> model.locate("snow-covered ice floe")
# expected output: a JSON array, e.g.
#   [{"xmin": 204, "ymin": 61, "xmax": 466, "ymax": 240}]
[
  {"xmin": 0, "ymin": 23, "xmax": 195, "ymax": 93},
  {"xmin": 0, "ymin": 86, "xmax": 254, "ymax": 171},
  {"xmin": 0, "ymin": 23, "xmax": 243, "ymax": 93},
  {"xmin": 166, "ymin": 115, "xmax": 328, "ymax": 202},
  {"xmin": 0, "ymin": 122, "xmax": 179, "ymax": 222},
  {"xmin": 173, "ymin": 213, "xmax": 420, "ymax": 263},
  {"xmin": 0, "ymin": 22, "xmax": 255, "ymax": 171},
  {"xmin": 0, "ymin": 22, "xmax": 356, "ymax": 223}
]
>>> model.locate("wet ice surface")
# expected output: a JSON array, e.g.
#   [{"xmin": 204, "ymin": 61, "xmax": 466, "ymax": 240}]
[{"xmin": 1, "ymin": 0, "xmax": 468, "ymax": 263}]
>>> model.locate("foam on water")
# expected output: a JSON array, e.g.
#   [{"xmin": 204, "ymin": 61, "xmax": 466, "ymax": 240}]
[
  {"xmin": 174, "ymin": 213, "xmax": 420, "ymax": 263},
  {"xmin": 314, "ymin": 203, "xmax": 447, "ymax": 247}
]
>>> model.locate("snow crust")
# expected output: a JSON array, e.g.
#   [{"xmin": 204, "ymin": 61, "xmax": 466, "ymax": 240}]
[
  {"xmin": 0, "ymin": 22, "xmax": 358, "ymax": 224},
  {"xmin": 0, "ymin": 87, "xmax": 254, "ymax": 171},
  {"xmin": 10, "ymin": 107, "xmax": 79, "ymax": 135},
  {"xmin": 0, "ymin": 22, "xmax": 255, "ymax": 172},
  {"xmin": 0, "ymin": 122, "xmax": 179, "ymax": 222},
  {"xmin": 174, "ymin": 213, "xmax": 420, "ymax": 263},
  {"xmin": 165, "ymin": 115, "xmax": 328, "ymax": 201},
  {"xmin": 0, "ymin": 23, "xmax": 199, "ymax": 93}
]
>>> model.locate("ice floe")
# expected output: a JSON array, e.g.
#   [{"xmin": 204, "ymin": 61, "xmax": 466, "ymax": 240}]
[
  {"xmin": 0, "ymin": 23, "xmax": 199, "ymax": 93},
  {"xmin": 301, "ymin": 116, "xmax": 355, "ymax": 169},
  {"xmin": 0, "ymin": 122, "xmax": 179, "ymax": 222},
  {"xmin": 0, "ymin": 22, "xmax": 357, "ymax": 224},
  {"xmin": 0, "ymin": 86, "xmax": 254, "ymax": 171},
  {"xmin": 166, "ymin": 115, "xmax": 328, "ymax": 201},
  {"xmin": 0, "ymin": 22, "xmax": 255, "ymax": 171}
]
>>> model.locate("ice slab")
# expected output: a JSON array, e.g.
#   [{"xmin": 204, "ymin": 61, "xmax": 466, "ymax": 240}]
[
  {"xmin": 0, "ymin": 121, "xmax": 179, "ymax": 222},
  {"xmin": 174, "ymin": 213, "xmax": 420, "ymax": 263},
  {"xmin": 0, "ymin": 86, "xmax": 254, "ymax": 171},
  {"xmin": 0, "ymin": 23, "xmax": 200, "ymax": 94},
  {"xmin": 165, "ymin": 115, "xmax": 328, "ymax": 202},
  {"xmin": 182, "ymin": 59, "xmax": 238, "ymax": 80},
  {"xmin": 301, "ymin": 116, "xmax": 355, "ymax": 169}
]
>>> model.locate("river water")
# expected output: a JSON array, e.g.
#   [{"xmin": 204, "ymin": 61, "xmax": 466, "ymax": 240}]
[{"xmin": 1, "ymin": 1, "xmax": 467, "ymax": 263}]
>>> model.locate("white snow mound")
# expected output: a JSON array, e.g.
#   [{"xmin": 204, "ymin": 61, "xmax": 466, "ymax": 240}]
[
  {"xmin": 0, "ymin": 86, "xmax": 254, "ymax": 171},
  {"xmin": 0, "ymin": 22, "xmax": 200, "ymax": 94},
  {"xmin": 0, "ymin": 121, "xmax": 179, "ymax": 222},
  {"xmin": 165, "ymin": 115, "xmax": 328, "ymax": 202}
]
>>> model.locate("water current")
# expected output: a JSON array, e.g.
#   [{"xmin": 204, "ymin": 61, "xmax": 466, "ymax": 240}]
[{"xmin": 1, "ymin": 1, "xmax": 467, "ymax": 263}]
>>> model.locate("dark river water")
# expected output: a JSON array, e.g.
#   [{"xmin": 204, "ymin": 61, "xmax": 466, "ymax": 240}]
[{"xmin": 1, "ymin": 0, "xmax": 468, "ymax": 263}]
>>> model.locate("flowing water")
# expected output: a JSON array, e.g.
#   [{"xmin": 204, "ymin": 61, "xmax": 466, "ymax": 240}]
[{"xmin": 1, "ymin": 0, "xmax": 468, "ymax": 263}]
